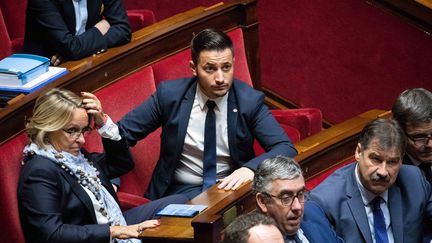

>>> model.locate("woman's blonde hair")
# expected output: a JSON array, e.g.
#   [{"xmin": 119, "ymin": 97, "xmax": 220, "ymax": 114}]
[{"xmin": 26, "ymin": 88, "xmax": 84, "ymax": 148}]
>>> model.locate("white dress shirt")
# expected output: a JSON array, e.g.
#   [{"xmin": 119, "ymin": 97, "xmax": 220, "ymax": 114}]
[
  {"xmin": 72, "ymin": 0, "xmax": 88, "ymax": 36},
  {"xmin": 173, "ymin": 85, "xmax": 233, "ymax": 185}
]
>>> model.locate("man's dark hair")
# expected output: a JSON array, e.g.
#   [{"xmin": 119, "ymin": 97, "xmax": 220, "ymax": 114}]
[
  {"xmin": 358, "ymin": 118, "xmax": 406, "ymax": 156},
  {"xmin": 223, "ymin": 211, "xmax": 278, "ymax": 243},
  {"xmin": 191, "ymin": 28, "xmax": 234, "ymax": 64},
  {"xmin": 392, "ymin": 88, "xmax": 432, "ymax": 130}
]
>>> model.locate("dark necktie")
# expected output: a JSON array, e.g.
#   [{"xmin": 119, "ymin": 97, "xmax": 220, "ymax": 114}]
[
  {"xmin": 202, "ymin": 100, "xmax": 217, "ymax": 191},
  {"xmin": 371, "ymin": 197, "xmax": 389, "ymax": 243},
  {"xmin": 419, "ymin": 163, "xmax": 432, "ymax": 183},
  {"xmin": 285, "ymin": 234, "xmax": 302, "ymax": 243}
]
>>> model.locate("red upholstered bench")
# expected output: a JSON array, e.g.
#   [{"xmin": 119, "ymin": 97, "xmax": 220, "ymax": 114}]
[
  {"xmin": 84, "ymin": 67, "xmax": 158, "ymax": 210},
  {"xmin": 0, "ymin": 133, "xmax": 27, "ymax": 242}
]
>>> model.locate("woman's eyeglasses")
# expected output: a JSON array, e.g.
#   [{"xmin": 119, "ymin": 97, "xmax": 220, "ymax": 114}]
[{"xmin": 62, "ymin": 127, "xmax": 92, "ymax": 139}]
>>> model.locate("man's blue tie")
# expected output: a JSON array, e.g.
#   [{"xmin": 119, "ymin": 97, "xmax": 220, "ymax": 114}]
[
  {"xmin": 202, "ymin": 100, "xmax": 217, "ymax": 191},
  {"xmin": 372, "ymin": 197, "xmax": 389, "ymax": 243},
  {"xmin": 285, "ymin": 234, "xmax": 302, "ymax": 243}
]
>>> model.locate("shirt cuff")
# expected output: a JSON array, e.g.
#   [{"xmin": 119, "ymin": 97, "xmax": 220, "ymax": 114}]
[{"xmin": 98, "ymin": 116, "xmax": 122, "ymax": 141}]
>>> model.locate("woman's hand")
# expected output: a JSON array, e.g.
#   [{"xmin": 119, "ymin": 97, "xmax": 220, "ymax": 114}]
[
  {"xmin": 110, "ymin": 219, "xmax": 161, "ymax": 239},
  {"xmin": 81, "ymin": 92, "xmax": 105, "ymax": 127}
]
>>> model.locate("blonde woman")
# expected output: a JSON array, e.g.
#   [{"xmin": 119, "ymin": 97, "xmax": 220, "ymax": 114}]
[{"xmin": 18, "ymin": 88, "xmax": 186, "ymax": 243}]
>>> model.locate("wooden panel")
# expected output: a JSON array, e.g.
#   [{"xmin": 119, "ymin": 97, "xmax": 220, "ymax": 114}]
[
  {"xmin": 0, "ymin": 0, "xmax": 259, "ymax": 145},
  {"xmin": 368, "ymin": 0, "xmax": 432, "ymax": 32}
]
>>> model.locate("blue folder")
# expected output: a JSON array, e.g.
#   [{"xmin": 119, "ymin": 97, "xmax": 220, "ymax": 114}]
[{"xmin": 0, "ymin": 54, "xmax": 50, "ymax": 85}]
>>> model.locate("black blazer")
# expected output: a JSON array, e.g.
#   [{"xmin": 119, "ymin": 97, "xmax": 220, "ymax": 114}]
[
  {"xmin": 118, "ymin": 77, "xmax": 298, "ymax": 200},
  {"xmin": 17, "ymin": 138, "xmax": 133, "ymax": 243},
  {"xmin": 23, "ymin": 0, "xmax": 131, "ymax": 60}
]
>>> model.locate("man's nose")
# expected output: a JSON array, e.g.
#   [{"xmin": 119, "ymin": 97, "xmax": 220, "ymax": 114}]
[
  {"xmin": 290, "ymin": 197, "xmax": 302, "ymax": 211},
  {"xmin": 215, "ymin": 69, "xmax": 224, "ymax": 83},
  {"xmin": 376, "ymin": 163, "xmax": 389, "ymax": 177}
]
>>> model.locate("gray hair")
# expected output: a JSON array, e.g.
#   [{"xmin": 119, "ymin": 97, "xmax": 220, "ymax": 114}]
[
  {"xmin": 392, "ymin": 88, "xmax": 432, "ymax": 129},
  {"xmin": 252, "ymin": 155, "xmax": 302, "ymax": 195}
]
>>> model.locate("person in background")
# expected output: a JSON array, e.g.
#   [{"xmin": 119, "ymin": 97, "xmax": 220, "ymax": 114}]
[
  {"xmin": 392, "ymin": 88, "xmax": 432, "ymax": 243},
  {"xmin": 253, "ymin": 155, "xmax": 342, "ymax": 242},
  {"xmin": 223, "ymin": 211, "xmax": 284, "ymax": 243},
  {"xmin": 310, "ymin": 118, "xmax": 432, "ymax": 243},
  {"xmin": 103, "ymin": 28, "xmax": 297, "ymax": 200},
  {"xmin": 392, "ymin": 88, "xmax": 432, "ymax": 183},
  {"xmin": 18, "ymin": 88, "xmax": 186, "ymax": 243},
  {"xmin": 24, "ymin": 0, "xmax": 131, "ymax": 65}
]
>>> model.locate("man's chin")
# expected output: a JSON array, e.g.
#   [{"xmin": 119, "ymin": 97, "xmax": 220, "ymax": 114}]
[{"xmin": 211, "ymin": 90, "xmax": 228, "ymax": 98}]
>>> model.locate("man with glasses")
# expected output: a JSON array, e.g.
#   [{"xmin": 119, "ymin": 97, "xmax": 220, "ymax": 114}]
[
  {"xmin": 310, "ymin": 119, "xmax": 432, "ymax": 243},
  {"xmin": 392, "ymin": 88, "xmax": 432, "ymax": 183},
  {"xmin": 253, "ymin": 155, "xmax": 342, "ymax": 242},
  {"xmin": 392, "ymin": 88, "xmax": 432, "ymax": 243}
]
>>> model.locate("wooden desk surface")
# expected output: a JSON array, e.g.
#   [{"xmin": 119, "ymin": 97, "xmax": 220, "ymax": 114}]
[{"xmin": 139, "ymin": 181, "xmax": 253, "ymax": 242}]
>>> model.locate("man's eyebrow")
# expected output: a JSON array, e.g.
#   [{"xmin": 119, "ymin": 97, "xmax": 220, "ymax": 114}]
[{"xmin": 277, "ymin": 187, "xmax": 306, "ymax": 195}]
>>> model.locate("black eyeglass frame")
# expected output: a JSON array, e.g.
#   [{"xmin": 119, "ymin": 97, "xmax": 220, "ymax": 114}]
[
  {"xmin": 62, "ymin": 126, "xmax": 92, "ymax": 139},
  {"xmin": 262, "ymin": 189, "xmax": 309, "ymax": 207}
]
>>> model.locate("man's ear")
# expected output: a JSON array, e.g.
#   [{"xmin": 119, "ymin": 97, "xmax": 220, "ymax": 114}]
[
  {"xmin": 355, "ymin": 143, "xmax": 362, "ymax": 162},
  {"xmin": 256, "ymin": 193, "xmax": 268, "ymax": 213},
  {"xmin": 189, "ymin": 60, "xmax": 197, "ymax": 76}
]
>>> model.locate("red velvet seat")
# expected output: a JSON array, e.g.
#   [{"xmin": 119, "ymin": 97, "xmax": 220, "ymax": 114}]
[
  {"xmin": 0, "ymin": 133, "xmax": 27, "ymax": 242},
  {"xmin": 84, "ymin": 67, "xmax": 158, "ymax": 210},
  {"xmin": 0, "ymin": 8, "xmax": 12, "ymax": 59}
]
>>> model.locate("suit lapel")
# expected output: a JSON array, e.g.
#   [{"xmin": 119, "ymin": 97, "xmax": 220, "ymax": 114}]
[
  {"xmin": 61, "ymin": 1, "xmax": 76, "ymax": 34},
  {"xmin": 60, "ymin": 172, "xmax": 98, "ymax": 223},
  {"xmin": 227, "ymin": 87, "xmax": 239, "ymax": 162},
  {"xmin": 347, "ymin": 167, "xmax": 374, "ymax": 243},
  {"xmin": 175, "ymin": 82, "xmax": 196, "ymax": 155},
  {"xmin": 86, "ymin": 0, "xmax": 102, "ymax": 29},
  {"xmin": 388, "ymin": 185, "xmax": 403, "ymax": 242}
]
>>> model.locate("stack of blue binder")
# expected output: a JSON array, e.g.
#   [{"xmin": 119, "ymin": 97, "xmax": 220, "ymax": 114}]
[
  {"xmin": 0, "ymin": 54, "xmax": 68, "ymax": 93},
  {"xmin": 0, "ymin": 54, "xmax": 50, "ymax": 86}
]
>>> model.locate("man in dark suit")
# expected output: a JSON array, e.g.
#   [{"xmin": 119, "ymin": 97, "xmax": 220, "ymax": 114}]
[
  {"xmin": 24, "ymin": 0, "xmax": 131, "ymax": 65},
  {"xmin": 310, "ymin": 119, "xmax": 432, "ymax": 243},
  {"xmin": 392, "ymin": 88, "xmax": 432, "ymax": 242},
  {"xmin": 392, "ymin": 88, "xmax": 432, "ymax": 183},
  {"xmin": 252, "ymin": 155, "xmax": 342, "ymax": 243},
  {"xmin": 107, "ymin": 29, "xmax": 297, "ymax": 200}
]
